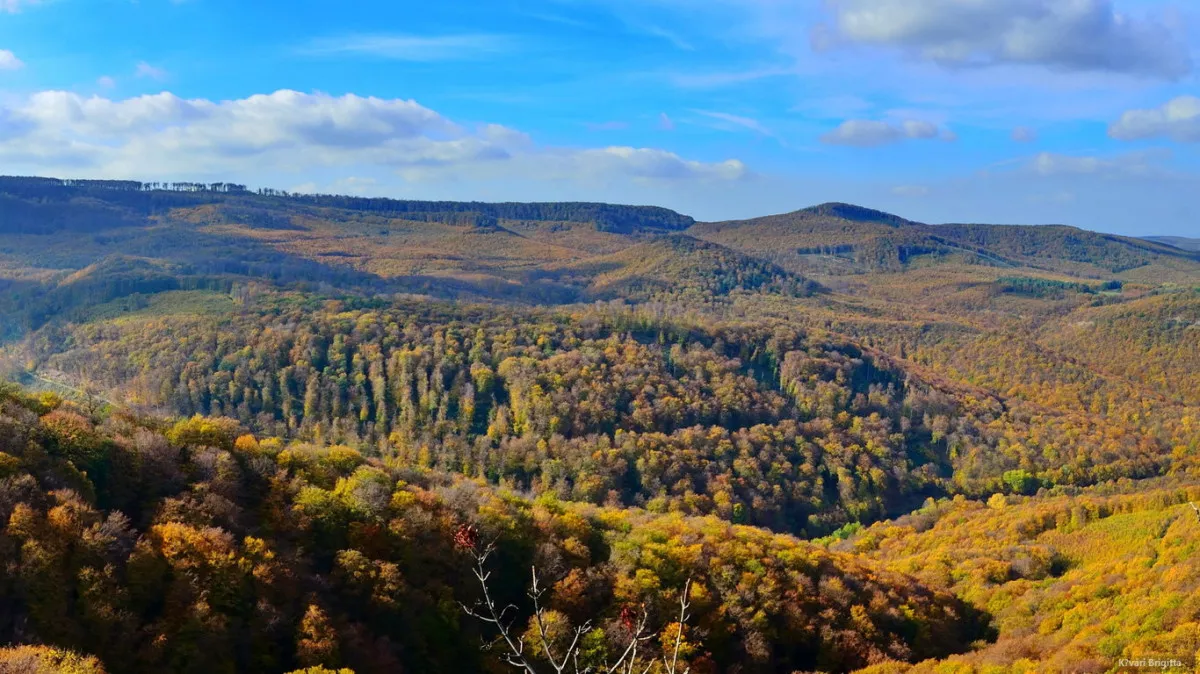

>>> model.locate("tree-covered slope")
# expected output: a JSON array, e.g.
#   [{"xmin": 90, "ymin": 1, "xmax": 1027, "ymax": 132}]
[
  {"xmin": 0, "ymin": 383, "xmax": 987, "ymax": 674},
  {"xmin": 691, "ymin": 204, "xmax": 1200, "ymax": 279},
  {"xmin": 847, "ymin": 480, "xmax": 1200, "ymax": 673},
  {"xmin": 0, "ymin": 176, "xmax": 694, "ymax": 235},
  {"xmin": 544, "ymin": 234, "xmax": 823, "ymax": 301},
  {"xmin": 3, "ymin": 175, "xmax": 1200, "ymax": 674}
]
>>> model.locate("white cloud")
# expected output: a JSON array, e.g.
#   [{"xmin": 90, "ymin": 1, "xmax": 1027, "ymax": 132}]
[
  {"xmin": 1030, "ymin": 150, "xmax": 1166, "ymax": 177},
  {"xmin": 902, "ymin": 119, "xmax": 938, "ymax": 139},
  {"xmin": 0, "ymin": 49, "xmax": 24, "ymax": 71},
  {"xmin": 821, "ymin": 118, "xmax": 954, "ymax": 146},
  {"xmin": 817, "ymin": 0, "xmax": 1191, "ymax": 79},
  {"xmin": 1011, "ymin": 126, "xmax": 1038, "ymax": 143},
  {"xmin": 659, "ymin": 112, "xmax": 675, "ymax": 131},
  {"xmin": 135, "ymin": 62, "xmax": 168, "ymax": 80},
  {"xmin": 302, "ymin": 34, "xmax": 513, "ymax": 62},
  {"xmin": 97, "ymin": 76, "xmax": 116, "ymax": 89},
  {"xmin": 1108, "ymin": 96, "xmax": 1200, "ymax": 143},
  {"xmin": 0, "ymin": 89, "xmax": 745, "ymax": 187},
  {"xmin": 573, "ymin": 147, "xmax": 746, "ymax": 181}
]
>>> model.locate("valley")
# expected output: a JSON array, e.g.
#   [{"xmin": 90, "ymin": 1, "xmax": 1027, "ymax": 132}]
[{"xmin": 0, "ymin": 176, "xmax": 1198, "ymax": 674}]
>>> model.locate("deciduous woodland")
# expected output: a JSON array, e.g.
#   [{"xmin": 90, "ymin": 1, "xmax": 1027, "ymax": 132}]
[{"xmin": 0, "ymin": 177, "xmax": 1198, "ymax": 673}]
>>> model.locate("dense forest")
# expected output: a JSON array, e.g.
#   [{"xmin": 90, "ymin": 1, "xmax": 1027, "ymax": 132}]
[
  {"xmin": 1, "ymin": 177, "xmax": 1199, "ymax": 673},
  {"xmin": 0, "ymin": 383, "xmax": 987, "ymax": 673},
  {"xmin": 0, "ymin": 176, "xmax": 695, "ymax": 235}
]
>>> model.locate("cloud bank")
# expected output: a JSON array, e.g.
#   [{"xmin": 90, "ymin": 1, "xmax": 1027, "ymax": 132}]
[
  {"xmin": 817, "ymin": 0, "xmax": 1191, "ymax": 79},
  {"xmin": 0, "ymin": 89, "xmax": 747, "ymax": 185}
]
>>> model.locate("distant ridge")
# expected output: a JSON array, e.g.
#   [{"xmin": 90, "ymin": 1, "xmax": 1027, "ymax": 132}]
[
  {"xmin": 1145, "ymin": 236, "xmax": 1200, "ymax": 252},
  {"xmin": 0, "ymin": 175, "xmax": 695, "ymax": 235},
  {"xmin": 2, "ymin": 174, "xmax": 1197, "ymax": 287},
  {"xmin": 692, "ymin": 203, "xmax": 1200, "ymax": 277}
]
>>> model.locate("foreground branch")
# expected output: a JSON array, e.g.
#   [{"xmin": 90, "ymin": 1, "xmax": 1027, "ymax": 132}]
[{"xmin": 456, "ymin": 525, "xmax": 695, "ymax": 674}]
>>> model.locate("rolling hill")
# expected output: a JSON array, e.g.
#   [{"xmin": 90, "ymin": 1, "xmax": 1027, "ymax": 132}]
[
  {"xmin": 1145, "ymin": 235, "xmax": 1200, "ymax": 252},
  {"xmin": 539, "ymin": 234, "xmax": 824, "ymax": 301},
  {"xmin": 1, "ymin": 175, "xmax": 1199, "ymax": 674},
  {"xmin": 692, "ymin": 203, "xmax": 1200, "ymax": 279}
]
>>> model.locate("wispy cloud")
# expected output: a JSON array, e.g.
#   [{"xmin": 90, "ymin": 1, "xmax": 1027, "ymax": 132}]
[
  {"xmin": 1011, "ymin": 126, "xmax": 1038, "ymax": 143},
  {"xmin": 0, "ymin": 49, "xmax": 24, "ymax": 71},
  {"xmin": 659, "ymin": 112, "xmax": 675, "ymax": 131},
  {"xmin": 626, "ymin": 21, "xmax": 694, "ymax": 50},
  {"xmin": 692, "ymin": 109, "xmax": 775, "ymax": 136},
  {"xmin": 521, "ymin": 11, "xmax": 591, "ymax": 29},
  {"xmin": 302, "ymin": 34, "xmax": 514, "ymax": 62},
  {"xmin": 669, "ymin": 67, "xmax": 792, "ymax": 89},
  {"xmin": 135, "ymin": 62, "xmax": 168, "ymax": 80},
  {"xmin": 97, "ymin": 76, "xmax": 116, "ymax": 89}
]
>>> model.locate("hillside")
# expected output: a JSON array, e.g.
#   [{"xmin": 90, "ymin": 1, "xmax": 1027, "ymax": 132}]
[
  {"xmin": 0, "ymin": 177, "xmax": 710, "ymax": 321},
  {"xmin": 0, "ymin": 176, "xmax": 694, "ymax": 234},
  {"xmin": 847, "ymin": 480, "xmax": 1200, "ymax": 673},
  {"xmin": 3, "ymin": 178, "xmax": 1196, "ymax": 330},
  {"xmin": 692, "ymin": 204, "xmax": 1200, "ymax": 280},
  {"xmin": 541, "ymin": 234, "xmax": 823, "ymax": 301},
  {"xmin": 0, "ymin": 384, "xmax": 988, "ymax": 674},
  {"xmin": 1, "ymin": 176, "xmax": 1200, "ymax": 673},
  {"xmin": 1145, "ymin": 235, "xmax": 1200, "ymax": 252}
]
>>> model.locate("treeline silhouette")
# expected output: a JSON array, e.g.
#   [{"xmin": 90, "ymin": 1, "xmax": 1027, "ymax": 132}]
[{"xmin": 0, "ymin": 176, "xmax": 695, "ymax": 234}]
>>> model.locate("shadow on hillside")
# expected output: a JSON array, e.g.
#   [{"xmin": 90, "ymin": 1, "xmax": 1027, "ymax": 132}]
[{"xmin": 1, "ymin": 221, "xmax": 595, "ymax": 338}]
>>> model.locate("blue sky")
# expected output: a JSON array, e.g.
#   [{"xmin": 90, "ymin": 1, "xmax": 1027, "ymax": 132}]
[{"xmin": 1, "ymin": 0, "xmax": 1198, "ymax": 236}]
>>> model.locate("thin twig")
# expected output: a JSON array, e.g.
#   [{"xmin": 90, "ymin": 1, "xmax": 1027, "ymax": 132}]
[
  {"xmin": 664, "ymin": 578, "xmax": 692, "ymax": 674},
  {"xmin": 459, "ymin": 542, "xmax": 539, "ymax": 674}
]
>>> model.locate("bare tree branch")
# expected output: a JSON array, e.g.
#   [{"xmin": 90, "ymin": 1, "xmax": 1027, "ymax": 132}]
[
  {"xmin": 529, "ymin": 565, "xmax": 594, "ymax": 673},
  {"xmin": 664, "ymin": 578, "xmax": 692, "ymax": 674},
  {"xmin": 458, "ymin": 541, "xmax": 539, "ymax": 674},
  {"xmin": 458, "ymin": 528, "xmax": 696, "ymax": 674}
]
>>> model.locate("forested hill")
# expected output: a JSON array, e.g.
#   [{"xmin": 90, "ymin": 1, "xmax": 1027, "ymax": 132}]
[
  {"xmin": 1, "ymin": 175, "xmax": 1199, "ymax": 672},
  {"xmin": 0, "ymin": 176, "xmax": 695, "ymax": 234},
  {"xmin": 693, "ymin": 203, "xmax": 1200, "ymax": 277}
]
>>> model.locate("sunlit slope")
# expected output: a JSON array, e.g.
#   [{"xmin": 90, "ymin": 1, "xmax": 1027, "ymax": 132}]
[
  {"xmin": 848, "ymin": 483, "xmax": 1200, "ymax": 673},
  {"xmin": 692, "ymin": 203, "xmax": 1200, "ymax": 279}
]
